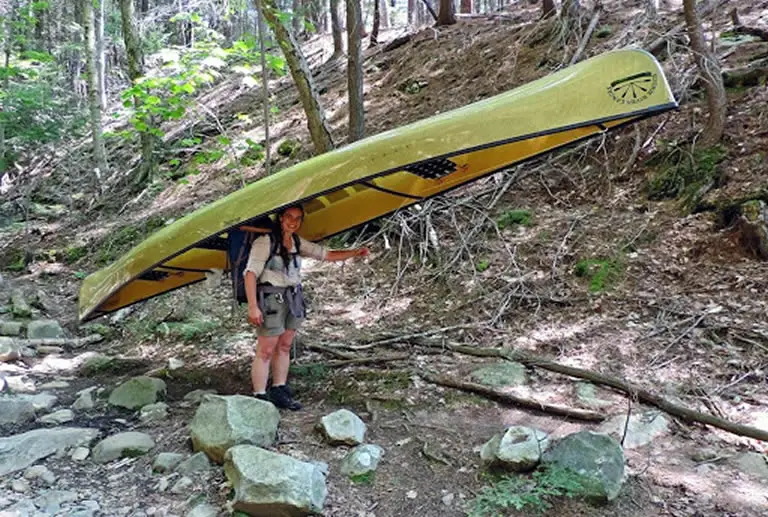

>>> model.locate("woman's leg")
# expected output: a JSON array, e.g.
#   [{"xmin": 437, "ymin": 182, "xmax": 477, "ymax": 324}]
[
  {"xmin": 271, "ymin": 329, "xmax": 297, "ymax": 387},
  {"xmin": 251, "ymin": 335, "xmax": 279, "ymax": 393}
]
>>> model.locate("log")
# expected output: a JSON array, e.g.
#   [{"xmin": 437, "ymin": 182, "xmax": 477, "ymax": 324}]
[
  {"xmin": 383, "ymin": 34, "xmax": 412, "ymax": 52},
  {"xmin": 420, "ymin": 371, "xmax": 606, "ymax": 422},
  {"xmin": 722, "ymin": 58, "xmax": 768, "ymax": 88},
  {"xmin": 411, "ymin": 340, "xmax": 768, "ymax": 442},
  {"xmin": 732, "ymin": 25, "xmax": 768, "ymax": 42}
]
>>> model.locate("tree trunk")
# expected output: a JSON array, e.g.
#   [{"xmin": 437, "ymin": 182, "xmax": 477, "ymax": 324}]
[
  {"xmin": 346, "ymin": 0, "xmax": 364, "ymax": 142},
  {"xmin": 140, "ymin": 0, "xmax": 150, "ymax": 14},
  {"xmin": 120, "ymin": 0, "xmax": 155, "ymax": 183},
  {"xmin": 258, "ymin": 0, "xmax": 334, "ymax": 154},
  {"xmin": 369, "ymin": 0, "xmax": 380, "ymax": 47},
  {"xmin": 0, "ymin": 13, "xmax": 8, "ymax": 169},
  {"xmin": 683, "ymin": 0, "xmax": 726, "ymax": 146},
  {"xmin": 542, "ymin": 0, "xmax": 555, "ymax": 18},
  {"xmin": 459, "ymin": 0, "xmax": 471, "ymax": 14},
  {"xmin": 82, "ymin": 0, "xmax": 108, "ymax": 178},
  {"xmin": 408, "ymin": 0, "xmax": 415, "ymax": 24},
  {"xmin": 257, "ymin": 7, "xmax": 271, "ymax": 175},
  {"xmin": 292, "ymin": 0, "xmax": 302, "ymax": 36},
  {"xmin": 381, "ymin": 0, "xmax": 389, "ymax": 28},
  {"xmin": 437, "ymin": 0, "xmax": 456, "ymax": 25},
  {"xmin": 420, "ymin": 0, "xmax": 438, "ymax": 22},
  {"xmin": 96, "ymin": 0, "xmax": 107, "ymax": 110},
  {"xmin": 561, "ymin": 0, "xmax": 581, "ymax": 29},
  {"xmin": 330, "ymin": 0, "xmax": 344, "ymax": 56}
]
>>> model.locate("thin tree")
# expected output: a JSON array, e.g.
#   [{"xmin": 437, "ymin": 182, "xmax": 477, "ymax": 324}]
[
  {"xmin": 120, "ymin": 0, "xmax": 154, "ymax": 183},
  {"xmin": 369, "ymin": 0, "xmax": 380, "ymax": 47},
  {"xmin": 256, "ymin": 0, "xmax": 334, "ymax": 154},
  {"xmin": 256, "ymin": 6, "xmax": 271, "ymax": 175},
  {"xmin": 459, "ymin": 0, "xmax": 471, "ymax": 14},
  {"xmin": 437, "ymin": 0, "xmax": 456, "ymax": 25},
  {"xmin": 292, "ymin": 0, "xmax": 302, "ymax": 36},
  {"xmin": 330, "ymin": 0, "xmax": 343, "ymax": 57},
  {"xmin": 97, "ymin": 0, "xmax": 106, "ymax": 109},
  {"xmin": 346, "ymin": 0, "xmax": 364, "ymax": 141},
  {"xmin": 542, "ymin": 0, "xmax": 555, "ymax": 18},
  {"xmin": 82, "ymin": 0, "xmax": 108, "ymax": 178},
  {"xmin": 683, "ymin": 0, "xmax": 726, "ymax": 146}
]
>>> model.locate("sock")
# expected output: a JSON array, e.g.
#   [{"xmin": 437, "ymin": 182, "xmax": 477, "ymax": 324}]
[{"xmin": 253, "ymin": 391, "xmax": 266, "ymax": 396}]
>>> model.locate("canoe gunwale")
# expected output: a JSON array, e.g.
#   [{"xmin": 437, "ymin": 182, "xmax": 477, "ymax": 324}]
[{"xmin": 80, "ymin": 101, "xmax": 679, "ymax": 322}]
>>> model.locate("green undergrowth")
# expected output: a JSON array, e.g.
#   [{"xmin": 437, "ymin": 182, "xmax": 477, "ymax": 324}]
[
  {"xmin": 646, "ymin": 144, "xmax": 727, "ymax": 212},
  {"xmin": 96, "ymin": 216, "xmax": 167, "ymax": 266},
  {"xmin": 497, "ymin": 209, "xmax": 533, "ymax": 229},
  {"xmin": 349, "ymin": 471, "xmax": 375, "ymax": 485},
  {"xmin": 467, "ymin": 465, "xmax": 586, "ymax": 516},
  {"xmin": 573, "ymin": 256, "xmax": 623, "ymax": 293}
]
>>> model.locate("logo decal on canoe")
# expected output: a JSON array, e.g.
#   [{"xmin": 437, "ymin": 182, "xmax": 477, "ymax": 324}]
[
  {"xmin": 405, "ymin": 158, "xmax": 457, "ymax": 180},
  {"xmin": 607, "ymin": 72, "xmax": 658, "ymax": 105}
]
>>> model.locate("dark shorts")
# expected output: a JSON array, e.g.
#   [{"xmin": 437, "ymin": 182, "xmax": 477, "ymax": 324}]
[{"xmin": 258, "ymin": 292, "xmax": 303, "ymax": 337}]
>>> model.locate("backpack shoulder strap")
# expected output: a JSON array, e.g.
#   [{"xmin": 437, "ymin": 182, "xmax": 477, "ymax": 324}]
[
  {"xmin": 292, "ymin": 233, "xmax": 301, "ymax": 255},
  {"xmin": 267, "ymin": 232, "xmax": 279, "ymax": 261}
]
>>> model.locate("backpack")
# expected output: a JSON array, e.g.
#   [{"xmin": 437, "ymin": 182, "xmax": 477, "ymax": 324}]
[{"xmin": 228, "ymin": 227, "xmax": 301, "ymax": 304}]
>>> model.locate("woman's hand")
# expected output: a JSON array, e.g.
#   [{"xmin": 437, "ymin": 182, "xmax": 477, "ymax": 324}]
[
  {"xmin": 356, "ymin": 247, "xmax": 370, "ymax": 258},
  {"xmin": 248, "ymin": 305, "xmax": 263, "ymax": 326}
]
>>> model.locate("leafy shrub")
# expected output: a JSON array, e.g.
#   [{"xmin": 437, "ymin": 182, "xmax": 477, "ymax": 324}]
[
  {"xmin": 647, "ymin": 145, "xmax": 727, "ymax": 212},
  {"xmin": 497, "ymin": 209, "xmax": 533, "ymax": 229}
]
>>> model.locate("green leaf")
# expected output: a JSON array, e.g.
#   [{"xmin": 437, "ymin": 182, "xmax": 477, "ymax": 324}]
[{"xmin": 218, "ymin": 136, "xmax": 232, "ymax": 146}]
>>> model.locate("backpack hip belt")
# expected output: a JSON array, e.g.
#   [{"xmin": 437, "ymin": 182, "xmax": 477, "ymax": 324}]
[{"xmin": 258, "ymin": 283, "xmax": 306, "ymax": 319}]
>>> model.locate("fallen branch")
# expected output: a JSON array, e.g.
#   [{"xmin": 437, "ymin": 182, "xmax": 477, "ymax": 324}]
[
  {"xmin": 420, "ymin": 371, "xmax": 605, "ymax": 422},
  {"xmin": 303, "ymin": 342, "xmax": 357, "ymax": 359},
  {"xmin": 413, "ymin": 341, "xmax": 768, "ymax": 442},
  {"xmin": 2, "ymin": 334, "xmax": 104, "ymax": 349},
  {"xmin": 569, "ymin": 5, "xmax": 602, "ymax": 65},
  {"xmin": 732, "ymin": 25, "xmax": 768, "ymax": 42},
  {"xmin": 310, "ymin": 353, "xmax": 410, "ymax": 368},
  {"xmin": 383, "ymin": 34, "xmax": 412, "ymax": 52}
]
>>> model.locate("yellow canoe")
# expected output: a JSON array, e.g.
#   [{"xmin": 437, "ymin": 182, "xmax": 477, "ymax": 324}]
[{"xmin": 79, "ymin": 48, "xmax": 677, "ymax": 322}]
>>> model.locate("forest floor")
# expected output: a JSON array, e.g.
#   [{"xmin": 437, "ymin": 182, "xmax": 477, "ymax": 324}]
[{"xmin": 1, "ymin": 1, "xmax": 768, "ymax": 516}]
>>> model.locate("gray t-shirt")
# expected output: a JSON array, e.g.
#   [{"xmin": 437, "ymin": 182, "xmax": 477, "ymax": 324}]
[{"xmin": 244, "ymin": 234, "xmax": 327, "ymax": 287}]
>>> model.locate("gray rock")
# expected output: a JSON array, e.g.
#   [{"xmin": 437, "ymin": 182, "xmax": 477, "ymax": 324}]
[
  {"xmin": 183, "ymin": 389, "xmax": 218, "ymax": 405},
  {"xmin": 153, "ymin": 452, "xmax": 185, "ymax": 473},
  {"xmin": 72, "ymin": 390, "xmax": 95, "ymax": 410},
  {"xmin": 11, "ymin": 478, "xmax": 30, "ymax": 493},
  {"xmin": 176, "ymin": 452, "xmax": 211, "ymax": 476},
  {"xmin": 26, "ymin": 319, "xmax": 65, "ymax": 339},
  {"xmin": 480, "ymin": 426, "xmax": 549, "ymax": 471},
  {"xmin": 20, "ymin": 392, "xmax": 58, "ymax": 411},
  {"xmin": 39, "ymin": 409, "xmax": 75, "ymax": 425},
  {"xmin": 0, "ymin": 395, "xmax": 36, "ymax": 425},
  {"xmin": 3, "ymin": 375, "xmax": 35, "ymax": 393},
  {"xmin": 542, "ymin": 431, "xmax": 625, "ymax": 502},
  {"xmin": 168, "ymin": 358, "xmax": 184, "ymax": 370},
  {"xmin": 157, "ymin": 477, "xmax": 170, "ymax": 492},
  {"xmin": 0, "ymin": 321, "xmax": 24, "ymax": 336},
  {"xmin": 108, "ymin": 376, "xmax": 166, "ymax": 410},
  {"xmin": 598, "ymin": 411, "xmax": 669, "ymax": 449},
  {"xmin": 10, "ymin": 291, "xmax": 31, "ymax": 318},
  {"xmin": 171, "ymin": 476, "xmax": 194, "ymax": 494},
  {"xmin": 575, "ymin": 382, "xmax": 613, "ymax": 409},
  {"xmin": 0, "ymin": 337, "xmax": 20, "ymax": 362},
  {"xmin": 140, "ymin": 402, "xmax": 169, "ymax": 423},
  {"xmin": 733, "ymin": 452, "xmax": 768, "ymax": 480},
  {"xmin": 0, "ymin": 427, "xmax": 99, "ymax": 476},
  {"xmin": 224, "ymin": 445, "xmax": 327, "ymax": 516},
  {"xmin": 470, "ymin": 362, "xmax": 527, "ymax": 387},
  {"xmin": 189, "ymin": 394, "xmax": 279, "ymax": 463},
  {"xmin": 38, "ymin": 380, "xmax": 70, "ymax": 390},
  {"xmin": 319, "ymin": 409, "xmax": 366, "ymax": 445},
  {"xmin": 91, "ymin": 431, "xmax": 155, "ymax": 463},
  {"xmin": 186, "ymin": 502, "xmax": 218, "ymax": 517},
  {"xmin": 71, "ymin": 447, "xmax": 90, "ymax": 461},
  {"xmin": 33, "ymin": 489, "xmax": 78, "ymax": 514},
  {"xmin": 4, "ymin": 498, "xmax": 36, "ymax": 516},
  {"xmin": 24, "ymin": 465, "xmax": 56, "ymax": 485},
  {"xmin": 340, "ymin": 444, "xmax": 384, "ymax": 478}
]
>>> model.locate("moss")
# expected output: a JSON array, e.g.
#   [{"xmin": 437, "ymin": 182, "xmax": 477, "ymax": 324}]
[
  {"xmin": 476, "ymin": 259, "xmax": 490, "ymax": 272},
  {"xmin": 290, "ymin": 363, "xmax": 331, "ymax": 383},
  {"xmin": 64, "ymin": 245, "xmax": 88, "ymax": 264},
  {"xmin": 277, "ymin": 139, "xmax": 300, "ymax": 157},
  {"xmin": 647, "ymin": 145, "xmax": 727, "ymax": 212},
  {"xmin": 595, "ymin": 26, "xmax": 612, "ymax": 38},
  {"xmin": 573, "ymin": 257, "xmax": 623, "ymax": 293},
  {"xmin": 497, "ymin": 209, "xmax": 533, "ymax": 229},
  {"xmin": 349, "ymin": 471, "xmax": 375, "ymax": 484},
  {"xmin": 351, "ymin": 369, "xmax": 411, "ymax": 390}
]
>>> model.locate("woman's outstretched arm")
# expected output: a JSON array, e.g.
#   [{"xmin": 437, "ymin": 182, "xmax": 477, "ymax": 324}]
[{"xmin": 325, "ymin": 247, "xmax": 369, "ymax": 262}]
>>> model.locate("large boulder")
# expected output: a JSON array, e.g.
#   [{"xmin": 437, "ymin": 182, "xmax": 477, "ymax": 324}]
[
  {"xmin": 189, "ymin": 395, "xmax": 280, "ymax": 463},
  {"xmin": 470, "ymin": 362, "xmax": 527, "ymax": 387},
  {"xmin": 26, "ymin": 319, "xmax": 65, "ymax": 339},
  {"xmin": 340, "ymin": 444, "xmax": 384, "ymax": 478},
  {"xmin": 91, "ymin": 431, "xmax": 155, "ymax": 463},
  {"xmin": 598, "ymin": 411, "xmax": 669, "ymax": 449},
  {"xmin": 0, "ymin": 338, "xmax": 20, "ymax": 362},
  {"xmin": 542, "ymin": 431, "xmax": 625, "ymax": 502},
  {"xmin": 224, "ymin": 445, "xmax": 327, "ymax": 517},
  {"xmin": 480, "ymin": 426, "xmax": 549, "ymax": 472},
  {"xmin": 0, "ymin": 395, "xmax": 36, "ymax": 425},
  {"xmin": 108, "ymin": 376, "xmax": 166, "ymax": 410},
  {"xmin": 318, "ymin": 409, "xmax": 366, "ymax": 445},
  {"xmin": 0, "ymin": 427, "xmax": 99, "ymax": 476},
  {"xmin": 10, "ymin": 290, "xmax": 31, "ymax": 318},
  {"xmin": 0, "ymin": 321, "xmax": 24, "ymax": 337}
]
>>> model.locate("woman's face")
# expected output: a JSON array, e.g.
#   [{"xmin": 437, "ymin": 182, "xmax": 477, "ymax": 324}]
[{"xmin": 280, "ymin": 207, "xmax": 303, "ymax": 235}]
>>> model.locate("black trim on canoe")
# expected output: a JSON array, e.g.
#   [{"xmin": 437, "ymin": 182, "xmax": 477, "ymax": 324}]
[
  {"xmin": 80, "ymin": 102, "xmax": 678, "ymax": 322},
  {"xmin": 361, "ymin": 181, "xmax": 424, "ymax": 200}
]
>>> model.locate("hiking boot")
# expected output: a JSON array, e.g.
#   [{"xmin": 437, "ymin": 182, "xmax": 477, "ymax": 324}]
[
  {"xmin": 268, "ymin": 385, "xmax": 302, "ymax": 411},
  {"xmin": 253, "ymin": 392, "xmax": 271, "ymax": 403}
]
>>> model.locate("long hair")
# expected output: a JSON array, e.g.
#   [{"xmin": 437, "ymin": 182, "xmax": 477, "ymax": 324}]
[{"xmin": 274, "ymin": 205, "xmax": 304, "ymax": 271}]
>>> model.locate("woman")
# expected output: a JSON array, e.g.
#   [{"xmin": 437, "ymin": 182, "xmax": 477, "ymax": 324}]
[{"xmin": 243, "ymin": 205, "xmax": 369, "ymax": 410}]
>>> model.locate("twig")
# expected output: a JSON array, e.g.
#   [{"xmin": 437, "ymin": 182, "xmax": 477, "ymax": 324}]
[
  {"xmin": 321, "ymin": 353, "xmax": 410, "ymax": 368},
  {"xmin": 569, "ymin": 5, "xmax": 601, "ymax": 65},
  {"xmin": 551, "ymin": 213, "xmax": 587, "ymax": 279},
  {"xmin": 361, "ymin": 324, "xmax": 476, "ymax": 348},
  {"xmin": 420, "ymin": 371, "xmax": 605, "ymax": 422},
  {"xmin": 412, "ymin": 341, "xmax": 768, "ymax": 442},
  {"xmin": 620, "ymin": 396, "xmax": 633, "ymax": 447},
  {"xmin": 303, "ymin": 342, "xmax": 357, "ymax": 359},
  {"xmin": 649, "ymin": 312, "xmax": 709, "ymax": 366}
]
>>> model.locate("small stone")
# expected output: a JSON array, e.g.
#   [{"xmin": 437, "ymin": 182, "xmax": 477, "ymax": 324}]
[
  {"xmin": 598, "ymin": 411, "xmax": 669, "ymax": 449},
  {"xmin": 182, "ymin": 389, "xmax": 217, "ymax": 405},
  {"xmin": 186, "ymin": 502, "xmax": 218, "ymax": 517},
  {"xmin": 153, "ymin": 452, "xmax": 185, "ymax": 473},
  {"xmin": 39, "ymin": 409, "xmax": 75, "ymax": 424},
  {"xmin": 340, "ymin": 444, "xmax": 384, "ymax": 478},
  {"xmin": 0, "ymin": 321, "xmax": 24, "ymax": 337},
  {"xmin": 176, "ymin": 452, "xmax": 211, "ymax": 476},
  {"xmin": 470, "ymin": 362, "xmax": 527, "ymax": 387},
  {"xmin": 140, "ymin": 402, "xmax": 169, "ymax": 423},
  {"xmin": 11, "ymin": 478, "xmax": 30, "ymax": 492},
  {"xmin": 23, "ymin": 465, "xmax": 52, "ymax": 480},
  {"xmin": 38, "ymin": 380, "xmax": 70, "ymax": 390},
  {"xmin": 171, "ymin": 476, "xmax": 194, "ymax": 494},
  {"xmin": 108, "ymin": 376, "xmax": 166, "ymax": 410},
  {"xmin": 37, "ymin": 345, "xmax": 65, "ymax": 355},
  {"xmin": 319, "ymin": 409, "xmax": 366, "ymax": 445},
  {"xmin": 442, "ymin": 493, "xmax": 455, "ymax": 506},
  {"xmin": 157, "ymin": 477, "xmax": 170, "ymax": 492},
  {"xmin": 4, "ymin": 375, "xmax": 35, "ymax": 392},
  {"xmin": 71, "ymin": 447, "xmax": 90, "ymax": 461},
  {"xmin": 91, "ymin": 431, "xmax": 155, "ymax": 463},
  {"xmin": 72, "ymin": 390, "xmax": 95, "ymax": 410},
  {"xmin": 0, "ymin": 338, "xmax": 20, "ymax": 362},
  {"xmin": 406, "ymin": 490, "xmax": 417, "ymax": 499},
  {"xmin": 26, "ymin": 319, "xmax": 65, "ymax": 339},
  {"xmin": 733, "ymin": 452, "xmax": 768, "ymax": 480},
  {"xmin": 168, "ymin": 358, "xmax": 184, "ymax": 370},
  {"xmin": 10, "ymin": 291, "xmax": 31, "ymax": 318}
]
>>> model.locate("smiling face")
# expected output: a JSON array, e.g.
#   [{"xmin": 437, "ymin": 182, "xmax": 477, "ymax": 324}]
[{"xmin": 279, "ymin": 207, "xmax": 304, "ymax": 235}]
